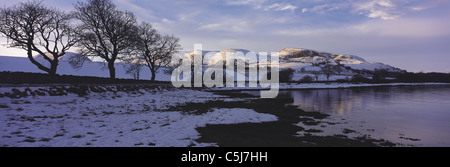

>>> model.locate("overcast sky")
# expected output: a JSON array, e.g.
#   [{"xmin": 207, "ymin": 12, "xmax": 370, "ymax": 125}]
[{"xmin": 1, "ymin": 0, "xmax": 450, "ymax": 72}]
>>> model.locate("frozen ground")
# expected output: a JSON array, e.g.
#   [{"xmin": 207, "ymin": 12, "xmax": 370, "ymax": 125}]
[{"xmin": 0, "ymin": 86, "xmax": 277, "ymax": 147}]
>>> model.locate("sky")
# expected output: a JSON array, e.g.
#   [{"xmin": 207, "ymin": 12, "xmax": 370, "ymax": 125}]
[{"xmin": 1, "ymin": 0, "xmax": 450, "ymax": 72}]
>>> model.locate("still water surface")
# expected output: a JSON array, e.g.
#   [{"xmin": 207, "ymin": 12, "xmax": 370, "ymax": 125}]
[{"xmin": 278, "ymin": 85, "xmax": 450, "ymax": 146}]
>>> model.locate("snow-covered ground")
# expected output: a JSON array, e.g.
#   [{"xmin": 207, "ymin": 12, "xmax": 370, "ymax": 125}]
[{"xmin": 0, "ymin": 86, "xmax": 277, "ymax": 147}]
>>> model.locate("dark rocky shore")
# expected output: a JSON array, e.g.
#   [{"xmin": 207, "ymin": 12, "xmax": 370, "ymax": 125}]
[{"xmin": 187, "ymin": 91, "xmax": 396, "ymax": 147}]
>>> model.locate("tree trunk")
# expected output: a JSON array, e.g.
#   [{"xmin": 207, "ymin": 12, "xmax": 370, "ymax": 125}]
[
  {"xmin": 108, "ymin": 61, "xmax": 116, "ymax": 79},
  {"xmin": 151, "ymin": 70, "xmax": 156, "ymax": 82},
  {"xmin": 26, "ymin": 43, "xmax": 51, "ymax": 74},
  {"xmin": 136, "ymin": 69, "xmax": 140, "ymax": 80},
  {"xmin": 49, "ymin": 59, "xmax": 59, "ymax": 76}
]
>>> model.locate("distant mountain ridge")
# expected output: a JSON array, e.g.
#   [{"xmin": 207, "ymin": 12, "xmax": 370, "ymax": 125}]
[
  {"xmin": 278, "ymin": 48, "xmax": 405, "ymax": 73},
  {"xmin": 0, "ymin": 48, "xmax": 406, "ymax": 82},
  {"xmin": 184, "ymin": 48, "xmax": 405, "ymax": 73}
]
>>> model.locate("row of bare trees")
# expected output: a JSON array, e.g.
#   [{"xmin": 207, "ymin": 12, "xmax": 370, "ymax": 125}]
[{"xmin": 0, "ymin": 0, "xmax": 181, "ymax": 81}]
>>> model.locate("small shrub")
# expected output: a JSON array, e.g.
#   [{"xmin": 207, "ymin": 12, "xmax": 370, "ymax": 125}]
[
  {"xmin": 71, "ymin": 135, "xmax": 84, "ymax": 138},
  {"xmin": 39, "ymin": 138, "xmax": 51, "ymax": 142},
  {"xmin": 299, "ymin": 75, "xmax": 313, "ymax": 83},
  {"xmin": 351, "ymin": 75, "xmax": 367, "ymax": 83},
  {"xmin": 279, "ymin": 68, "xmax": 295, "ymax": 83}
]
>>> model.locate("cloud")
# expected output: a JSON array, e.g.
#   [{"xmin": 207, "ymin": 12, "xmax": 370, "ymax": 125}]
[
  {"xmin": 225, "ymin": 0, "xmax": 298, "ymax": 13},
  {"xmin": 225, "ymin": 0, "xmax": 268, "ymax": 9},
  {"xmin": 367, "ymin": 10, "xmax": 397, "ymax": 20},
  {"xmin": 277, "ymin": 16, "xmax": 450, "ymax": 38},
  {"xmin": 197, "ymin": 18, "xmax": 251, "ymax": 32},
  {"xmin": 408, "ymin": 0, "xmax": 450, "ymax": 11},
  {"xmin": 299, "ymin": 0, "xmax": 449, "ymax": 20},
  {"xmin": 264, "ymin": 3, "xmax": 298, "ymax": 12},
  {"xmin": 301, "ymin": 3, "xmax": 343, "ymax": 14},
  {"xmin": 114, "ymin": 0, "xmax": 157, "ymax": 20},
  {"xmin": 352, "ymin": 0, "xmax": 399, "ymax": 20},
  {"xmin": 353, "ymin": 18, "xmax": 450, "ymax": 37},
  {"xmin": 351, "ymin": 0, "xmax": 450, "ymax": 20},
  {"xmin": 198, "ymin": 22, "xmax": 249, "ymax": 32},
  {"xmin": 195, "ymin": 14, "xmax": 288, "ymax": 33},
  {"xmin": 298, "ymin": 0, "xmax": 398, "ymax": 19}
]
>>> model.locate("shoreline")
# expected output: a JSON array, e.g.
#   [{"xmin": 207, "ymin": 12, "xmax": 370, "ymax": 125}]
[
  {"xmin": 1, "ymin": 82, "xmax": 448, "ymax": 89},
  {"xmin": 209, "ymin": 82, "xmax": 450, "ymax": 91},
  {"xmin": 1, "ymin": 83, "xmax": 448, "ymax": 147},
  {"xmin": 0, "ymin": 84, "xmax": 398, "ymax": 147},
  {"xmin": 195, "ymin": 91, "xmax": 396, "ymax": 147}
]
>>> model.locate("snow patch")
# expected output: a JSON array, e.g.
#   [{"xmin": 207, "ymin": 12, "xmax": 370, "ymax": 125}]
[{"xmin": 0, "ymin": 87, "xmax": 277, "ymax": 147}]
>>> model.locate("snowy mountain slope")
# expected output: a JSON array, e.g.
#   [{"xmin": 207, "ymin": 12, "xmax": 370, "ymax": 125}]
[
  {"xmin": 279, "ymin": 48, "xmax": 405, "ymax": 73},
  {"xmin": 183, "ymin": 48, "xmax": 403, "ymax": 73},
  {"xmin": 0, "ymin": 47, "xmax": 405, "ymax": 82},
  {"xmin": 179, "ymin": 48, "xmax": 405, "ymax": 81},
  {"xmin": 0, "ymin": 55, "xmax": 172, "ymax": 81}
]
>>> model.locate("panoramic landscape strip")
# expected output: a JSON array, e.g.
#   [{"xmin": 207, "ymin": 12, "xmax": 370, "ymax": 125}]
[{"xmin": 1, "ymin": 0, "xmax": 450, "ymax": 151}]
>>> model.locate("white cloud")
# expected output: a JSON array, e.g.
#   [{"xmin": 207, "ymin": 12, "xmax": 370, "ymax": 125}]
[
  {"xmin": 408, "ymin": 0, "xmax": 450, "ymax": 11},
  {"xmin": 225, "ymin": 0, "xmax": 268, "ymax": 9},
  {"xmin": 114, "ymin": 0, "xmax": 157, "ymax": 20},
  {"xmin": 277, "ymin": 16, "xmax": 450, "ymax": 38},
  {"xmin": 299, "ymin": 0, "xmax": 445, "ymax": 20},
  {"xmin": 366, "ymin": 10, "xmax": 397, "ymax": 20},
  {"xmin": 376, "ymin": 0, "xmax": 395, "ymax": 7},
  {"xmin": 302, "ymin": 8, "xmax": 308, "ymax": 13},
  {"xmin": 353, "ymin": 0, "xmax": 399, "ymax": 20},
  {"xmin": 198, "ymin": 19, "xmax": 251, "ymax": 32},
  {"xmin": 226, "ymin": 0, "xmax": 298, "ymax": 13},
  {"xmin": 264, "ymin": 3, "xmax": 298, "ymax": 12},
  {"xmin": 301, "ymin": 3, "xmax": 343, "ymax": 14}
]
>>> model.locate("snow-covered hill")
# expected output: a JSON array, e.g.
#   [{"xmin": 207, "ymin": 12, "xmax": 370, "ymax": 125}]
[
  {"xmin": 0, "ymin": 54, "xmax": 171, "ymax": 81},
  {"xmin": 0, "ymin": 48, "xmax": 405, "ymax": 82},
  {"xmin": 278, "ymin": 48, "xmax": 404, "ymax": 73},
  {"xmin": 184, "ymin": 48, "xmax": 403, "ymax": 72}
]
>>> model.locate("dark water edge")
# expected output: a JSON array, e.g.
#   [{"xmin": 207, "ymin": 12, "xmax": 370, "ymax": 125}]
[
  {"xmin": 282, "ymin": 85, "xmax": 450, "ymax": 147},
  {"xmin": 191, "ymin": 91, "xmax": 396, "ymax": 147}
]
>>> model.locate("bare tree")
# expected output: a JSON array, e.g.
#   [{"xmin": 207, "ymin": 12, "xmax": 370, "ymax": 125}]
[
  {"xmin": 74, "ymin": 0, "xmax": 139, "ymax": 79},
  {"xmin": 0, "ymin": 1, "xmax": 79, "ymax": 75},
  {"xmin": 124, "ymin": 62, "xmax": 144, "ymax": 80},
  {"xmin": 322, "ymin": 64, "xmax": 333, "ymax": 81},
  {"xmin": 135, "ymin": 22, "xmax": 181, "ymax": 81},
  {"xmin": 321, "ymin": 56, "xmax": 336, "ymax": 81},
  {"xmin": 311, "ymin": 71, "xmax": 321, "ymax": 82},
  {"xmin": 333, "ymin": 65, "xmax": 343, "ymax": 75}
]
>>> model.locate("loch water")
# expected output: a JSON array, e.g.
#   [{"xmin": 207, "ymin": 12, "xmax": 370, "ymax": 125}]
[{"xmin": 277, "ymin": 85, "xmax": 450, "ymax": 146}]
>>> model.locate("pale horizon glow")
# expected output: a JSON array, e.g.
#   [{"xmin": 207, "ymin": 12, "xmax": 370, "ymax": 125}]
[{"xmin": 1, "ymin": 0, "xmax": 450, "ymax": 73}]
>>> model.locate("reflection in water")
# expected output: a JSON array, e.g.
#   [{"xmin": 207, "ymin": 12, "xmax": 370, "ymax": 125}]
[
  {"xmin": 280, "ymin": 87, "xmax": 400, "ymax": 115},
  {"xmin": 277, "ymin": 85, "xmax": 450, "ymax": 146},
  {"xmin": 281, "ymin": 86, "xmax": 450, "ymax": 115}
]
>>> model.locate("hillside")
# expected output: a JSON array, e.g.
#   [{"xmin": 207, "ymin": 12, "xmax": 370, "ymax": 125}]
[
  {"xmin": 0, "ymin": 48, "xmax": 406, "ymax": 82},
  {"xmin": 278, "ymin": 48, "xmax": 404, "ymax": 72},
  {"xmin": 183, "ymin": 48, "xmax": 406, "ymax": 81},
  {"xmin": 0, "ymin": 54, "xmax": 171, "ymax": 81}
]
